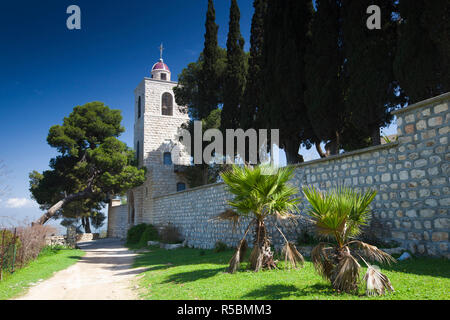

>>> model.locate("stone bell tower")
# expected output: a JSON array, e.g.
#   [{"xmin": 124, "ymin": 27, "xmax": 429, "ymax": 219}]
[{"xmin": 128, "ymin": 44, "xmax": 191, "ymax": 226}]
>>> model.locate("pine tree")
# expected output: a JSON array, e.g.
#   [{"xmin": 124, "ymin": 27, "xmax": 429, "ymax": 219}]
[
  {"xmin": 342, "ymin": 0, "xmax": 400, "ymax": 146},
  {"xmin": 241, "ymin": 0, "xmax": 268, "ymax": 131},
  {"xmin": 221, "ymin": 0, "xmax": 247, "ymax": 135},
  {"xmin": 305, "ymin": 0, "xmax": 345, "ymax": 156},
  {"xmin": 197, "ymin": 0, "xmax": 221, "ymax": 120},
  {"xmin": 394, "ymin": 0, "xmax": 450, "ymax": 103},
  {"xmin": 260, "ymin": 0, "xmax": 315, "ymax": 164}
]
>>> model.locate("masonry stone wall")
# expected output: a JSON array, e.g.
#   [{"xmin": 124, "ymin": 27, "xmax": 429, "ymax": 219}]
[
  {"xmin": 107, "ymin": 203, "xmax": 128, "ymax": 238},
  {"xmin": 108, "ymin": 93, "xmax": 449, "ymax": 257}
]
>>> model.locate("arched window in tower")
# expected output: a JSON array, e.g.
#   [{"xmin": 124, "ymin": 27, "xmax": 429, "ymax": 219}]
[
  {"xmin": 137, "ymin": 96, "xmax": 141, "ymax": 118},
  {"xmin": 161, "ymin": 92, "xmax": 173, "ymax": 116},
  {"xmin": 136, "ymin": 141, "xmax": 140, "ymax": 165},
  {"xmin": 161, "ymin": 73, "xmax": 167, "ymax": 81},
  {"xmin": 163, "ymin": 152, "xmax": 172, "ymax": 165},
  {"xmin": 128, "ymin": 192, "xmax": 135, "ymax": 225},
  {"xmin": 177, "ymin": 182, "xmax": 186, "ymax": 192}
]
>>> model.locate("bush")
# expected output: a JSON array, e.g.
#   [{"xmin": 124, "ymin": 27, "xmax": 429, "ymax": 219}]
[
  {"xmin": 138, "ymin": 224, "xmax": 159, "ymax": 247},
  {"xmin": 159, "ymin": 223, "xmax": 183, "ymax": 244},
  {"xmin": 126, "ymin": 223, "xmax": 147, "ymax": 245},
  {"xmin": 214, "ymin": 241, "xmax": 228, "ymax": 253}
]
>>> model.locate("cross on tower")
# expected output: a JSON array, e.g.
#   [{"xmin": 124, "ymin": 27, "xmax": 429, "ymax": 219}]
[{"xmin": 159, "ymin": 43, "xmax": 164, "ymax": 61}]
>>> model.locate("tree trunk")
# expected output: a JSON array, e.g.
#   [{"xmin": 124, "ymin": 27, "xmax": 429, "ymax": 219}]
[
  {"xmin": 284, "ymin": 139, "xmax": 303, "ymax": 164},
  {"xmin": 250, "ymin": 219, "xmax": 276, "ymax": 271},
  {"xmin": 82, "ymin": 216, "xmax": 92, "ymax": 233},
  {"xmin": 32, "ymin": 188, "xmax": 94, "ymax": 226},
  {"xmin": 315, "ymin": 143, "xmax": 327, "ymax": 158},
  {"xmin": 201, "ymin": 164, "xmax": 209, "ymax": 186},
  {"xmin": 370, "ymin": 125, "xmax": 381, "ymax": 146}
]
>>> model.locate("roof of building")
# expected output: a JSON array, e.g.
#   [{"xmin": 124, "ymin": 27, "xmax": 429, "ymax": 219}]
[{"xmin": 152, "ymin": 59, "xmax": 170, "ymax": 72}]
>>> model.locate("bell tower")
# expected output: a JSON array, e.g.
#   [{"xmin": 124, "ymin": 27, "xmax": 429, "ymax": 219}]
[{"xmin": 128, "ymin": 45, "xmax": 191, "ymax": 226}]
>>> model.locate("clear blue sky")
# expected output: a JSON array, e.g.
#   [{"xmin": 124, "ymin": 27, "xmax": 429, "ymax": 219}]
[{"xmin": 0, "ymin": 0, "xmax": 396, "ymax": 229}]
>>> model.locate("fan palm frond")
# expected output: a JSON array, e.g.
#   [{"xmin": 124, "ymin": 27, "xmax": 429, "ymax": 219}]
[
  {"xmin": 362, "ymin": 261, "xmax": 395, "ymax": 296},
  {"xmin": 349, "ymin": 240, "xmax": 396, "ymax": 265},
  {"xmin": 311, "ymin": 243, "xmax": 335, "ymax": 280},
  {"xmin": 210, "ymin": 209, "xmax": 241, "ymax": 233},
  {"xmin": 282, "ymin": 242, "xmax": 304, "ymax": 269},
  {"xmin": 228, "ymin": 239, "xmax": 247, "ymax": 274},
  {"xmin": 333, "ymin": 253, "xmax": 360, "ymax": 293}
]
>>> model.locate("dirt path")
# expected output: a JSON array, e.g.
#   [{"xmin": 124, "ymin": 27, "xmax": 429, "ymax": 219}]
[{"xmin": 15, "ymin": 238, "xmax": 145, "ymax": 300}]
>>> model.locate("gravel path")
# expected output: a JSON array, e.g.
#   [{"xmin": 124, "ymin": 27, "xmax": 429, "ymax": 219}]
[{"xmin": 15, "ymin": 238, "xmax": 144, "ymax": 300}]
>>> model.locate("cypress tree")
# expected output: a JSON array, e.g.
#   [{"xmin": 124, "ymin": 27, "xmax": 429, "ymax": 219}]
[
  {"xmin": 342, "ymin": 0, "xmax": 400, "ymax": 146},
  {"xmin": 260, "ymin": 0, "xmax": 315, "ymax": 164},
  {"xmin": 197, "ymin": 0, "xmax": 221, "ymax": 120},
  {"xmin": 305, "ymin": 0, "xmax": 345, "ymax": 156},
  {"xmin": 221, "ymin": 0, "xmax": 247, "ymax": 134},
  {"xmin": 241, "ymin": 0, "xmax": 268, "ymax": 131},
  {"xmin": 394, "ymin": 0, "xmax": 450, "ymax": 103}
]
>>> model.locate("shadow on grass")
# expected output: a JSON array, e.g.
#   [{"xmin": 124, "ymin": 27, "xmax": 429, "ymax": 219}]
[
  {"xmin": 242, "ymin": 283, "xmax": 335, "ymax": 299},
  {"xmin": 162, "ymin": 267, "xmax": 224, "ymax": 284},
  {"xmin": 375, "ymin": 257, "xmax": 450, "ymax": 279}
]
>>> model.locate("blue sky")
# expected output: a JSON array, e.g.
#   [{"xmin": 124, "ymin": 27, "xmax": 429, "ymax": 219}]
[{"xmin": 0, "ymin": 0, "xmax": 396, "ymax": 229}]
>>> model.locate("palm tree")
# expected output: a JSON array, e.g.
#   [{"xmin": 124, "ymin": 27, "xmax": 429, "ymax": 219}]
[
  {"xmin": 217, "ymin": 164, "xmax": 303, "ymax": 273},
  {"xmin": 302, "ymin": 186, "xmax": 396, "ymax": 295}
]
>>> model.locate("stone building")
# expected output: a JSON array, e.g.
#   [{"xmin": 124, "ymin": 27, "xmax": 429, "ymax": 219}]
[
  {"xmin": 108, "ymin": 52, "xmax": 191, "ymax": 236},
  {"xmin": 108, "ymin": 54, "xmax": 449, "ymax": 257}
]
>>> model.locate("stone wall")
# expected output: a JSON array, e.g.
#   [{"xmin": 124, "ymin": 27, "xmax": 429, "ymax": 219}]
[
  {"xmin": 107, "ymin": 202, "xmax": 128, "ymax": 238},
  {"xmin": 108, "ymin": 93, "xmax": 450, "ymax": 257}
]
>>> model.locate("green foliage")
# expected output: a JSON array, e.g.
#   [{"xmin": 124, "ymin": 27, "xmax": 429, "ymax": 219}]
[
  {"xmin": 221, "ymin": 0, "xmax": 247, "ymax": 133},
  {"xmin": 220, "ymin": 165, "xmax": 300, "ymax": 219},
  {"xmin": 342, "ymin": 0, "xmax": 402, "ymax": 146},
  {"xmin": 241, "ymin": 0, "xmax": 267, "ymax": 132},
  {"xmin": 261, "ymin": 0, "xmax": 315, "ymax": 163},
  {"xmin": 0, "ymin": 247, "xmax": 83, "ymax": 299},
  {"xmin": 138, "ymin": 224, "xmax": 160, "ymax": 248},
  {"xmin": 305, "ymin": 0, "xmax": 345, "ymax": 155},
  {"xmin": 181, "ymin": 109, "xmax": 226, "ymax": 187},
  {"xmin": 197, "ymin": 0, "xmax": 222, "ymax": 120},
  {"xmin": 214, "ymin": 241, "xmax": 229, "ymax": 253},
  {"xmin": 174, "ymin": 48, "xmax": 227, "ymax": 120},
  {"xmin": 302, "ymin": 186, "xmax": 377, "ymax": 245},
  {"xmin": 133, "ymin": 247, "xmax": 450, "ymax": 300},
  {"xmin": 394, "ymin": 0, "xmax": 450, "ymax": 103},
  {"xmin": 126, "ymin": 223, "xmax": 147, "ymax": 246},
  {"xmin": 29, "ymin": 102, "xmax": 146, "ymax": 224}
]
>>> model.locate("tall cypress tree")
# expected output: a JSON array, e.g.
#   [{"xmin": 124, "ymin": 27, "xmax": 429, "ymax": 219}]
[
  {"xmin": 221, "ymin": 0, "xmax": 247, "ymax": 133},
  {"xmin": 241, "ymin": 0, "xmax": 268, "ymax": 131},
  {"xmin": 394, "ymin": 0, "xmax": 450, "ymax": 103},
  {"xmin": 305, "ymin": 0, "xmax": 345, "ymax": 156},
  {"xmin": 260, "ymin": 0, "xmax": 315, "ymax": 164},
  {"xmin": 197, "ymin": 0, "xmax": 221, "ymax": 120},
  {"xmin": 342, "ymin": 0, "xmax": 400, "ymax": 146}
]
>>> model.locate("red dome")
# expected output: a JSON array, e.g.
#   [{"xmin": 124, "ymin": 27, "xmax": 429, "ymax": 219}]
[{"xmin": 152, "ymin": 59, "xmax": 170, "ymax": 72}]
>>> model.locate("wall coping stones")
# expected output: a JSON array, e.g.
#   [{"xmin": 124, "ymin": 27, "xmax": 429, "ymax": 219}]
[
  {"xmin": 292, "ymin": 142, "xmax": 399, "ymax": 169},
  {"xmin": 392, "ymin": 92, "xmax": 450, "ymax": 116}
]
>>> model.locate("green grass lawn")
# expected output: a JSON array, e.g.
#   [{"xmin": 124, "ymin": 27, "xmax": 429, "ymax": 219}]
[
  {"xmin": 133, "ymin": 247, "xmax": 450, "ymax": 300},
  {"xmin": 0, "ymin": 246, "xmax": 84, "ymax": 300}
]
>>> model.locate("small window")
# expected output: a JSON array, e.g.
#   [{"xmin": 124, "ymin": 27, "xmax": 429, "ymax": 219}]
[
  {"xmin": 162, "ymin": 92, "xmax": 173, "ymax": 116},
  {"xmin": 161, "ymin": 73, "xmax": 167, "ymax": 80},
  {"xmin": 163, "ymin": 152, "xmax": 172, "ymax": 165},
  {"xmin": 177, "ymin": 182, "xmax": 186, "ymax": 192},
  {"xmin": 138, "ymin": 96, "xmax": 141, "ymax": 118},
  {"xmin": 136, "ymin": 141, "xmax": 140, "ymax": 164}
]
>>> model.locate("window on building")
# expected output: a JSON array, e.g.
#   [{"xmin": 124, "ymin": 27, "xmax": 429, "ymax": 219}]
[
  {"xmin": 161, "ymin": 92, "xmax": 173, "ymax": 116},
  {"xmin": 177, "ymin": 182, "xmax": 186, "ymax": 192},
  {"xmin": 161, "ymin": 73, "xmax": 167, "ymax": 80},
  {"xmin": 136, "ymin": 141, "xmax": 140, "ymax": 165},
  {"xmin": 138, "ymin": 96, "xmax": 141, "ymax": 118},
  {"xmin": 163, "ymin": 152, "xmax": 172, "ymax": 165}
]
